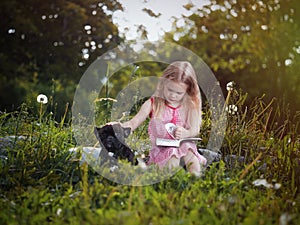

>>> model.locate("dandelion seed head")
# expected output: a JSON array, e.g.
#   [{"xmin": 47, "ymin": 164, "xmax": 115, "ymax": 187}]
[
  {"xmin": 37, "ymin": 94, "xmax": 48, "ymax": 104},
  {"xmin": 226, "ymin": 104, "xmax": 238, "ymax": 115},
  {"xmin": 226, "ymin": 81, "xmax": 234, "ymax": 91}
]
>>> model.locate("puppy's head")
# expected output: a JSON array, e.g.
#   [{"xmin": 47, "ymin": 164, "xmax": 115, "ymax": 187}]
[{"xmin": 94, "ymin": 124, "xmax": 131, "ymax": 152}]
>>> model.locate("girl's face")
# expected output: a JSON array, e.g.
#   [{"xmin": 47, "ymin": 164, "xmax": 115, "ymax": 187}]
[{"xmin": 163, "ymin": 80, "xmax": 187, "ymax": 107}]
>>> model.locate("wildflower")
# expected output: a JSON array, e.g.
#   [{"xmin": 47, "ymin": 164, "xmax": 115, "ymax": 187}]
[
  {"xmin": 110, "ymin": 165, "xmax": 119, "ymax": 172},
  {"xmin": 95, "ymin": 97, "xmax": 117, "ymax": 102},
  {"xmin": 252, "ymin": 178, "xmax": 273, "ymax": 188},
  {"xmin": 252, "ymin": 178, "xmax": 281, "ymax": 190},
  {"xmin": 274, "ymin": 183, "xmax": 281, "ymax": 190},
  {"xmin": 226, "ymin": 81, "xmax": 234, "ymax": 91},
  {"xmin": 56, "ymin": 208, "xmax": 62, "ymax": 216},
  {"xmin": 280, "ymin": 213, "xmax": 294, "ymax": 225},
  {"xmin": 37, "ymin": 94, "xmax": 48, "ymax": 104},
  {"xmin": 226, "ymin": 104, "xmax": 238, "ymax": 115}
]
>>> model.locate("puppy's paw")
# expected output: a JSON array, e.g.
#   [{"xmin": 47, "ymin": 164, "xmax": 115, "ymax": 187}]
[
  {"xmin": 137, "ymin": 157, "xmax": 147, "ymax": 170},
  {"xmin": 110, "ymin": 165, "xmax": 119, "ymax": 172}
]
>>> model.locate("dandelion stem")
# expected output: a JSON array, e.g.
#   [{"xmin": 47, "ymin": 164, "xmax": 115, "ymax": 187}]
[{"xmin": 39, "ymin": 103, "xmax": 43, "ymax": 124}]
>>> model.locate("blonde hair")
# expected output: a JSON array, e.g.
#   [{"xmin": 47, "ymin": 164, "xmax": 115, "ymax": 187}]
[{"xmin": 152, "ymin": 61, "xmax": 202, "ymax": 131}]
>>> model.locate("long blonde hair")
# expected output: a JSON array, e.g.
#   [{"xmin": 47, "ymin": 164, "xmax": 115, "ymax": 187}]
[{"xmin": 152, "ymin": 61, "xmax": 202, "ymax": 131}]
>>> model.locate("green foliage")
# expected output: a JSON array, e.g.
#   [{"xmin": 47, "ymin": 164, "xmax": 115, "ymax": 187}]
[
  {"xmin": 0, "ymin": 0, "xmax": 123, "ymax": 117},
  {"xmin": 94, "ymin": 62, "xmax": 166, "ymax": 125},
  {"xmin": 166, "ymin": 0, "xmax": 300, "ymax": 117},
  {"xmin": 1, "ymin": 87, "xmax": 300, "ymax": 224},
  {"xmin": 201, "ymin": 87, "xmax": 300, "ymax": 191},
  {"xmin": 1, "ymin": 1, "xmax": 299, "ymax": 223}
]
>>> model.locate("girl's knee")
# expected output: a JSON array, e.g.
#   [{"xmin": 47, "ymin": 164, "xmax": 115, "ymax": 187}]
[
  {"xmin": 184, "ymin": 150, "xmax": 202, "ymax": 176},
  {"xmin": 167, "ymin": 156, "xmax": 180, "ymax": 170}
]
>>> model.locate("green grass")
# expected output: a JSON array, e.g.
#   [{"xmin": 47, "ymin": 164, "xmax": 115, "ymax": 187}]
[{"xmin": 0, "ymin": 91, "xmax": 299, "ymax": 225}]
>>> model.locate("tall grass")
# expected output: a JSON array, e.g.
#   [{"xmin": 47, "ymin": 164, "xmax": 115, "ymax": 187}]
[{"xmin": 0, "ymin": 89, "xmax": 299, "ymax": 224}]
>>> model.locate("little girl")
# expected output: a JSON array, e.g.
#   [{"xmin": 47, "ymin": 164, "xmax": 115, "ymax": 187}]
[{"xmin": 121, "ymin": 61, "xmax": 207, "ymax": 176}]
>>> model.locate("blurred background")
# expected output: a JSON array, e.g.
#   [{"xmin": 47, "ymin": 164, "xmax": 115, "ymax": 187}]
[{"xmin": 0, "ymin": 0, "xmax": 299, "ymax": 122}]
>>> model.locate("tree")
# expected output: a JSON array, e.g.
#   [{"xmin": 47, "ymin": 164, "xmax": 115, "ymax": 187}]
[
  {"xmin": 0, "ymin": 0, "xmax": 123, "ymax": 116},
  {"xmin": 165, "ymin": 0, "xmax": 300, "ymax": 116}
]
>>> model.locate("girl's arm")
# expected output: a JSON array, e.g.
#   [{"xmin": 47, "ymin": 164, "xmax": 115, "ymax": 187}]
[
  {"xmin": 121, "ymin": 99, "xmax": 152, "ymax": 131},
  {"xmin": 174, "ymin": 126, "xmax": 199, "ymax": 139},
  {"xmin": 174, "ymin": 109, "xmax": 200, "ymax": 139}
]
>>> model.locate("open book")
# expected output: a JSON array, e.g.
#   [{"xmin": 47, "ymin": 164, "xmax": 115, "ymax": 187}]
[{"xmin": 156, "ymin": 137, "xmax": 202, "ymax": 147}]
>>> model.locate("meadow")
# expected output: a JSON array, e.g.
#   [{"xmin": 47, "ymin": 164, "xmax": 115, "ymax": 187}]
[{"xmin": 0, "ymin": 89, "xmax": 299, "ymax": 225}]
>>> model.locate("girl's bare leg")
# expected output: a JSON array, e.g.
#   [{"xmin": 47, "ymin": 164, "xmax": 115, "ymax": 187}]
[
  {"xmin": 183, "ymin": 150, "xmax": 202, "ymax": 177},
  {"xmin": 167, "ymin": 156, "xmax": 180, "ymax": 171}
]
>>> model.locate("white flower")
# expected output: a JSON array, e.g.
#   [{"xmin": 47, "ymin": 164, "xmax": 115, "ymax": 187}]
[
  {"xmin": 226, "ymin": 81, "xmax": 234, "ymax": 91},
  {"xmin": 56, "ymin": 208, "xmax": 62, "ymax": 216},
  {"xmin": 274, "ymin": 183, "xmax": 282, "ymax": 190},
  {"xmin": 252, "ymin": 179, "xmax": 273, "ymax": 188},
  {"xmin": 226, "ymin": 104, "xmax": 238, "ymax": 115},
  {"xmin": 95, "ymin": 97, "xmax": 117, "ymax": 102},
  {"xmin": 252, "ymin": 178, "xmax": 281, "ymax": 190},
  {"xmin": 110, "ymin": 165, "xmax": 119, "ymax": 172},
  {"xmin": 280, "ymin": 213, "xmax": 295, "ymax": 225},
  {"xmin": 37, "ymin": 94, "xmax": 48, "ymax": 104}
]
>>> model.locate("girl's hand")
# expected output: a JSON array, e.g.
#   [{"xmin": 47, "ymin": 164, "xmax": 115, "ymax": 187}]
[
  {"xmin": 107, "ymin": 121, "xmax": 132, "ymax": 129},
  {"xmin": 106, "ymin": 121, "xmax": 120, "ymax": 126},
  {"xmin": 174, "ymin": 126, "xmax": 189, "ymax": 139}
]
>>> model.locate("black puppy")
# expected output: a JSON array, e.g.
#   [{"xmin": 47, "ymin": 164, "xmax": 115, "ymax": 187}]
[{"xmin": 94, "ymin": 124, "xmax": 137, "ymax": 166}]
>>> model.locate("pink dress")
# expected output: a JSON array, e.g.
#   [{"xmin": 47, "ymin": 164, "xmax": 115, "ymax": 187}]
[{"xmin": 147, "ymin": 100, "xmax": 207, "ymax": 168}]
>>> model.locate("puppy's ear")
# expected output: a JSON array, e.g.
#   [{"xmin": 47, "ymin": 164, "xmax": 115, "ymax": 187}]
[
  {"xmin": 94, "ymin": 127, "xmax": 99, "ymax": 134},
  {"xmin": 123, "ymin": 127, "xmax": 131, "ymax": 138}
]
